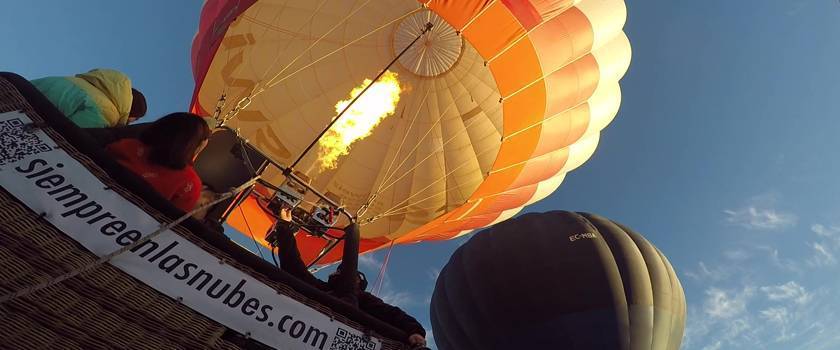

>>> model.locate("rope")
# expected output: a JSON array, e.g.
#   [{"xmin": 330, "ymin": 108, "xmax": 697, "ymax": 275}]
[
  {"xmin": 287, "ymin": 20, "xmax": 434, "ymax": 169},
  {"xmin": 357, "ymin": 77, "xmax": 427, "ymax": 218},
  {"xmin": 377, "ymin": 147, "xmax": 496, "ymax": 218},
  {"xmin": 373, "ymin": 241, "xmax": 395, "ymax": 296},
  {"xmin": 372, "ymin": 83, "xmax": 478, "ymax": 191},
  {"xmin": 214, "ymin": 7, "xmax": 421, "ymax": 127},
  {"xmin": 258, "ymin": 8, "xmax": 422, "ymax": 93},
  {"xmin": 256, "ymin": 0, "xmax": 375, "ymax": 95},
  {"xmin": 459, "ymin": 0, "xmax": 497, "ymax": 33},
  {"xmin": 253, "ymin": 0, "xmax": 329, "ymax": 83},
  {"xmin": 239, "ymin": 205, "xmax": 266, "ymax": 260},
  {"xmin": 375, "ymin": 101, "xmax": 485, "ymax": 195},
  {"xmin": 0, "ymin": 177, "xmax": 260, "ymax": 304},
  {"xmin": 372, "ymin": 86, "xmax": 431, "ymax": 196}
]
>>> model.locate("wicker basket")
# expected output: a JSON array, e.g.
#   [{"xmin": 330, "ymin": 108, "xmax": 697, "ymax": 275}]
[{"xmin": 0, "ymin": 74, "xmax": 408, "ymax": 350}]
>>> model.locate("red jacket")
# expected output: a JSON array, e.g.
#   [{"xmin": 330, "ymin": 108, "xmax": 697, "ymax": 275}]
[{"xmin": 106, "ymin": 138, "xmax": 202, "ymax": 212}]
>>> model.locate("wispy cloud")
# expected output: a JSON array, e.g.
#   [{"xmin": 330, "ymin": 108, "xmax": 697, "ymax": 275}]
[
  {"xmin": 380, "ymin": 289, "xmax": 416, "ymax": 310},
  {"xmin": 761, "ymin": 307, "xmax": 790, "ymax": 325},
  {"xmin": 807, "ymin": 242, "xmax": 837, "ymax": 267},
  {"xmin": 724, "ymin": 194, "xmax": 796, "ymax": 230},
  {"xmin": 682, "ymin": 215, "xmax": 840, "ymax": 350},
  {"xmin": 811, "ymin": 224, "xmax": 840, "ymax": 250},
  {"xmin": 760, "ymin": 281, "xmax": 812, "ymax": 305},
  {"xmin": 683, "ymin": 252, "xmax": 840, "ymax": 350},
  {"xmin": 704, "ymin": 286, "xmax": 755, "ymax": 319},
  {"xmin": 686, "ymin": 282, "xmax": 817, "ymax": 349},
  {"xmin": 685, "ymin": 262, "xmax": 731, "ymax": 282},
  {"xmin": 358, "ymin": 253, "xmax": 381, "ymax": 270},
  {"xmin": 374, "ymin": 274, "xmax": 419, "ymax": 310},
  {"xmin": 760, "ymin": 307, "xmax": 796, "ymax": 342},
  {"xmin": 724, "ymin": 207, "xmax": 797, "ymax": 230},
  {"xmin": 724, "ymin": 249, "xmax": 751, "ymax": 261},
  {"xmin": 811, "ymin": 224, "xmax": 840, "ymax": 238},
  {"xmin": 758, "ymin": 246, "xmax": 802, "ymax": 273}
]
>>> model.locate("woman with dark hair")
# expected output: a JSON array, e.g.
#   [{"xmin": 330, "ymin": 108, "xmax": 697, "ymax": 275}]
[{"xmin": 106, "ymin": 112, "xmax": 211, "ymax": 212}]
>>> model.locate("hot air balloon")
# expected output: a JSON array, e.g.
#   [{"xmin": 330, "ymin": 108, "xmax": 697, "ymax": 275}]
[
  {"xmin": 190, "ymin": 0, "xmax": 631, "ymax": 264},
  {"xmin": 430, "ymin": 211, "xmax": 686, "ymax": 350}
]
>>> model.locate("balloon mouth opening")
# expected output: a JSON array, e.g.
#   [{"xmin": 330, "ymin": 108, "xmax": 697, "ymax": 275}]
[{"xmin": 393, "ymin": 10, "xmax": 463, "ymax": 77}]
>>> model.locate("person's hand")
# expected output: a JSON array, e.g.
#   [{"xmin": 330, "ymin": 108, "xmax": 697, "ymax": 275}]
[
  {"xmin": 279, "ymin": 207, "xmax": 293, "ymax": 223},
  {"xmin": 408, "ymin": 334, "xmax": 426, "ymax": 348}
]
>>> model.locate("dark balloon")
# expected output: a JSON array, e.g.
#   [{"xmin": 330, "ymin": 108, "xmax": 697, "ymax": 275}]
[{"xmin": 430, "ymin": 211, "xmax": 686, "ymax": 350}]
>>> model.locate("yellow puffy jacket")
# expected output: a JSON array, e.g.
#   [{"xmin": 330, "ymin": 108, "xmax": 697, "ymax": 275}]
[{"xmin": 32, "ymin": 69, "xmax": 134, "ymax": 128}]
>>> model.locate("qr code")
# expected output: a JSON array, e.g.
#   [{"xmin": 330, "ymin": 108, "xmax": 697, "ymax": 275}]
[
  {"xmin": 0, "ymin": 118, "xmax": 52, "ymax": 166},
  {"xmin": 328, "ymin": 328, "xmax": 376, "ymax": 350}
]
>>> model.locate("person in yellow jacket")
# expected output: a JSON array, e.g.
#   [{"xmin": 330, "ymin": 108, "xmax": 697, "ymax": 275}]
[{"xmin": 31, "ymin": 68, "xmax": 147, "ymax": 128}]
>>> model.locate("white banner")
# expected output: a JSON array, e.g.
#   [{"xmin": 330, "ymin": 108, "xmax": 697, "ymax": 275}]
[{"xmin": 0, "ymin": 111, "xmax": 382, "ymax": 350}]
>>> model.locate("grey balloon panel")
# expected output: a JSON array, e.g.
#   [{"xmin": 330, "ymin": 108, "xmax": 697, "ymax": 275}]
[
  {"xmin": 582, "ymin": 213, "xmax": 655, "ymax": 350},
  {"xmin": 430, "ymin": 211, "xmax": 686, "ymax": 350},
  {"xmin": 619, "ymin": 223, "xmax": 677, "ymax": 350}
]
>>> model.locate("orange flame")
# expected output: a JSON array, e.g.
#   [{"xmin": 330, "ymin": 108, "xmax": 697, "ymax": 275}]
[{"xmin": 317, "ymin": 71, "xmax": 402, "ymax": 171}]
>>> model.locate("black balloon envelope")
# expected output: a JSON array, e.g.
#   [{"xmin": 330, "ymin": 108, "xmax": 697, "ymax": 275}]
[{"xmin": 430, "ymin": 211, "xmax": 686, "ymax": 350}]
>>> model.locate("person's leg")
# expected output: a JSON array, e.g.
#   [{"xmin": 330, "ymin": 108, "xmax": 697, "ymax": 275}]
[{"xmin": 332, "ymin": 223, "xmax": 361, "ymax": 305}]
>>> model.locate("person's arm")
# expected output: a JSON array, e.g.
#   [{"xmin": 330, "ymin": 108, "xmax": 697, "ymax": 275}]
[
  {"xmin": 359, "ymin": 293, "xmax": 427, "ymax": 345},
  {"xmin": 269, "ymin": 208, "xmax": 326, "ymax": 288},
  {"xmin": 171, "ymin": 173, "xmax": 202, "ymax": 212},
  {"xmin": 67, "ymin": 102, "xmax": 110, "ymax": 128}
]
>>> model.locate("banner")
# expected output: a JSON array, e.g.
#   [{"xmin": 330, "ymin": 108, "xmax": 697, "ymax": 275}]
[{"xmin": 0, "ymin": 111, "xmax": 381, "ymax": 350}]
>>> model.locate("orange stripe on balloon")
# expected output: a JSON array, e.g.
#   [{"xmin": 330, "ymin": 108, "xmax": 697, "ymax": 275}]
[
  {"xmin": 501, "ymin": 82, "xmax": 546, "ymax": 135},
  {"xmin": 423, "ymin": 0, "xmax": 492, "ymax": 30},
  {"xmin": 495, "ymin": 126, "xmax": 542, "ymax": 169},
  {"xmin": 489, "ymin": 38, "xmax": 543, "ymax": 98},
  {"xmin": 501, "ymin": 0, "xmax": 542, "ymax": 30},
  {"xmin": 226, "ymin": 194, "xmax": 393, "ymax": 265},
  {"xmin": 530, "ymin": 7, "xmax": 594, "ymax": 73},
  {"xmin": 507, "ymin": 148, "xmax": 570, "ymax": 189},
  {"xmin": 470, "ymin": 163, "xmax": 526, "ymax": 199},
  {"xmin": 469, "ymin": 185, "xmax": 536, "ymax": 215},
  {"xmin": 503, "ymin": 103, "xmax": 590, "ymax": 162},
  {"xmin": 227, "ymin": 195, "xmax": 275, "ymax": 243},
  {"xmin": 531, "ymin": 0, "xmax": 577, "ymax": 20},
  {"xmin": 419, "ymin": 214, "xmax": 497, "ymax": 239},
  {"xmin": 544, "ymin": 54, "xmax": 600, "ymax": 116},
  {"xmin": 297, "ymin": 234, "xmax": 391, "ymax": 265},
  {"xmin": 532, "ymin": 103, "xmax": 590, "ymax": 155},
  {"xmin": 462, "ymin": 1, "xmax": 525, "ymax": 59}
]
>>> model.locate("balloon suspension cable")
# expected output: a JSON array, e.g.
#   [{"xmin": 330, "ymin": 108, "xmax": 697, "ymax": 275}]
[
  {"xmin": 218, "ymin": 95, "xmax": 253, "ymax": 128},
  {"xmin": 212, "ymin": 93, "xmax": 228, "ymax": 128},
  {"xmin": 288, "ymin": 21, "xmax": 434, "ymax": 170},
  {"xmin": 372, "ymin": 240, "xmax": 395, "ymax": 296},
  {"xmin": 0, "ymin": 177, "xmax": 260, "ymax": 304}
]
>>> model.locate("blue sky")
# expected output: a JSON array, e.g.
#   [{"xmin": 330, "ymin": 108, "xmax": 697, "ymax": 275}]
[{"xmin": 4, "ymin": 1, "xmax": 840, "ymax": 349}]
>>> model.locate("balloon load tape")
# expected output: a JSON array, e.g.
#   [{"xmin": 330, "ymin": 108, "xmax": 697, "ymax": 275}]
[{"xmin": 267, "ymin": 172, "xmax": 341, "ymax": 237}]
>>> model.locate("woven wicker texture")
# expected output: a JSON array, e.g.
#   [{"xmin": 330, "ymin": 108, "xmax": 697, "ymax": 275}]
[{"xmin": 0, "ymin": 76, "xmax": 406, "ymax": 350}]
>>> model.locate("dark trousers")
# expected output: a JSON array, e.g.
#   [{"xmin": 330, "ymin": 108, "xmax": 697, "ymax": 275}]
[
  {"xmin": 273, "ymin": 222, "xmax": 361, "ymax": 306},
  {"xmin": 330, "ymin": 223, "xmax": 361, "ymax": 305}
]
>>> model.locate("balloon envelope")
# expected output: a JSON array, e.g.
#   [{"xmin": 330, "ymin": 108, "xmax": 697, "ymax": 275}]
[
  {"xmin": 191, "ymin": 0, "xmax": 631, "ymax": 261},
  {"xmin": 430, "ymin": 211, "xmax": 686, "ymax": 350}
]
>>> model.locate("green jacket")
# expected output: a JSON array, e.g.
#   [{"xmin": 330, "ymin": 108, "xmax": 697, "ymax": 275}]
[{"xmin": 32, "ymin": 69, "xmax": 134, "ymax": 128}]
